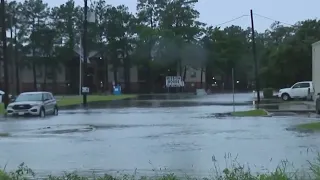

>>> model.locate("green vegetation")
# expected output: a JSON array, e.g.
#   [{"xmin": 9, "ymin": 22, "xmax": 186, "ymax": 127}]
[
  {"xmin": 296, "ymin": 121, "xmax": 320, "ymax": 131},
  {"xmin": 56, "ymin": 95, "xmax": 137, "ymax": 106},
  {"xmin": 1, "ymin": 159, "xmax": 320, "ymax": 180},
  {"xmin": 0, "ymin": 104, "xmax": 4, "ymax": 115},
  {"xmin": 263, "ymin": 88, "xmax": 274, "ymax": 99},
  {"xmin": 231, "ymin": 109, "xmax": 268, "ymax": 117}
]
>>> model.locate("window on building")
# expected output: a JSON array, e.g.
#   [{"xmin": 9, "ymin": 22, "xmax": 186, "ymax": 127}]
[{"xmin": 190, "ymin": 71, "xmax": 196, "ymax": 78}]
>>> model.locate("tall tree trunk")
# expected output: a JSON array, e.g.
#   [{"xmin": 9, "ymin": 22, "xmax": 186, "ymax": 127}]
[
  {"xmin": 14, "ymin": 28, "xmax": 19, "ymax": 94},
  {"xmin": 113, "ymin": 54, "xmax": 118, "ymax": 87},
  {"xmin": 148, "ymin": 12, "xmax": 154, "ymax": 93},
  {"xmin": 178, "ymin": 59, "xmax": 183, "ymax": 92},
  {"xmin": 104, "ymin": 56, "xmax": 108, "ymax": 92},
  {"xmin": 52, "ymin": 66, "xmax": 58, "ymax": 94},
  {"xmin": 123, "ymin": 51, "xmax": 130, "ymax": 93},
  {"xmin": 42, "ymin": 63, "xmax": 47, "ymax": 90},
  {"xmin": 32, "ymin": 61, "xmax": 37, "ymax": 90},
  {"xmin": 147, "ymin": 63, "xmax": 153, "ymax": 93},
  {"xmin": 113, "ymin": 68, "xmax": 118, "ymax": 86},
  {"xmin": 200, "ymin": 67, "xmax": 203, "ymax": 88},
  {"xmin": 182, "ymin": 66, "xmax": 187, "ymax": 92},
  {"xmin": 32, "ymin": 19, "xmax": 37, "ymax": 91},
  {"xmin": 10, "ymin": 21, "xmax": 15, "ymax": 94},
  {"xmin": 182, "ymin": 66, "xmax": 187, "ymax": 82}
]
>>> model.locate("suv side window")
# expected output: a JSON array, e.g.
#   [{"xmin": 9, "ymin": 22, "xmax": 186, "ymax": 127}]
[
  {"xmin": 292, "ymin": 83, "xmax": 310, "ymax": 88},
  {"xmin": 292, "ymin": 83, "xmax": 302, "ymax": 88},
  {"xmin": 300, "ymin": 83, "xmax": 310, "ymax": 88},
  {"xmin": 44, "ymin": 93, "xmax": 50, "ymax": 100},
  {"xmin": 48, "ymin": 93, "xmax": 53, "ymax": 100},
  {"xmin": 49, "ymin": 93, "xmax": 54, "ymax": 100}
]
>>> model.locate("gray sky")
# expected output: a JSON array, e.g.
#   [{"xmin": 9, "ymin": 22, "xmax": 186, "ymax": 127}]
[{"xmin": 17, "ymin": 0, "xmax": 320, "ymax": 32}]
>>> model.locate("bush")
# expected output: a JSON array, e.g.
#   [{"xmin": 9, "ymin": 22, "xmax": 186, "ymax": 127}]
[
  {"xmin": 3, "ymin": 156, "xmax": 320, "ymax": 180},
  {"xmin": 263, "ymin": 88, "xmax": 274, "ymax": 99}
]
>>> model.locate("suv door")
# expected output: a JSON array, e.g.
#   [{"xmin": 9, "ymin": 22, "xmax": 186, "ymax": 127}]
[
  {"xmin": 48, "ymin": 93, "xmax": 56, "ymax": 109},
  {"xmin": 291, "ymin": 82, "xmax": 310, "ymax": 98},
  {"xmin": 291, "ymin": 83, "xmax": 302, "ymax": 97},
  {"xmin": 43, "ymin": 93, "xmax": 53, "ymax": 113},
  {"xmin": 298, "ymin": 83, "xmax": 310, "ymax": 98}
]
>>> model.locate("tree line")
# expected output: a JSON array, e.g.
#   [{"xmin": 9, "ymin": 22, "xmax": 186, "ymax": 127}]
[{"xmin": 0, "ymin": 0, "xmax": 318, "ymax": 94}]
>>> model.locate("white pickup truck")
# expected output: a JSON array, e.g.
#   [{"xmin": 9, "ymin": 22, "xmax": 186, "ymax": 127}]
[{"xmin": 278, "ymin": 81, "xmax": 314, "ymax": 101}]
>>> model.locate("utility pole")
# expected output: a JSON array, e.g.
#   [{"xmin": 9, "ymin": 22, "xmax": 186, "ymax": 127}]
[
  {"xmin": 14, "ymin": 21, "xmax": 19, "ymax": 94},
  {"xmin": 10, "ymin": 14, "xmax": 14, "ymax": 94},
  {"xmin": 1, "ymin": 0, "xmax": 9, "ymax": 108},
  {"xmin": 82, "ymin": 0, "xmax": 88, "ymax": 106},
  {"xmin": 250, "ymin": 9, "xmax": 260, "ymax": 108},
  {"xmin": 9, "ymin": 13, "xmax": 18, "ymax": 95}
]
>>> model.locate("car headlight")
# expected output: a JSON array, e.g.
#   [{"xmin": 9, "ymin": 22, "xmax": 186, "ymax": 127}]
[
  {"xmin": 31, "ymin": 104, "xmax": 40, "ymax": 107},
  {"xmin": 7, "ymin": 105, "xmax": 12, "ymax": 108}
]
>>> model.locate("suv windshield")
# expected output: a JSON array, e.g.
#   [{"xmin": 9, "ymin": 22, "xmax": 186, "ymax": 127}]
[{"xmin": 15, "ymin": 94, "xmax": 43, "ymax": 102}]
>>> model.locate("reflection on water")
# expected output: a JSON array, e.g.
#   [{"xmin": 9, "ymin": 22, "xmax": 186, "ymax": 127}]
[{"xmin": 61, "ymin": 93, "xmax": 256, "ymax": 110}]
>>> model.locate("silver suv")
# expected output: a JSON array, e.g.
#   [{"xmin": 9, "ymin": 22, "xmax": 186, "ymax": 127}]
[{"xmin": 6, "ymin": 91, "xmax": 58, "ymax": 117}]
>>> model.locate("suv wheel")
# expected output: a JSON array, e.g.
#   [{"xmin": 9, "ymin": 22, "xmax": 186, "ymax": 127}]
[
  {"xmin": 53, "ymin": 106, "xmax": 58, "ymax": 116},
  {"xmin": 39, "ymin": 108, "xmax": 45, "ymax": 117},
  {"xmin": 281, "ymin": 93, "xmax": 290, "ymax": 101}
]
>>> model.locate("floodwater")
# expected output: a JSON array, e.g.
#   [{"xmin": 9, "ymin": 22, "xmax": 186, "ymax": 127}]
[{"xmin": 0, "ymin": 93, "xmax": 319, "ymax": 177}]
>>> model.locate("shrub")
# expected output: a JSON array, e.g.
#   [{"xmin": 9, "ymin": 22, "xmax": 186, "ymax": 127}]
[{"xmin": 263, "ymin": 88, "xmax": 274, "ymax": 99}]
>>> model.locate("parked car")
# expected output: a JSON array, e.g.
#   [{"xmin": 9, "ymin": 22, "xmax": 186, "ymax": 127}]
[
  {"xmin": 6, "ymin": 91, "xmax": 58, "ymax": 117},
  {"xmin": 278, "ymin": 81, "xmax": 314, "ymax": 101}
]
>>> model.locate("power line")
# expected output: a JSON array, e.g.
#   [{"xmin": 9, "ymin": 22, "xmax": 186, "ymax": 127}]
[
  {"xmin": 212, "ymin": 13, "xmax": 296, "ymax": 29},
  {"xmin": 253, "ymin": 13, "xmax": 295, "ymax": 27},
  {"xmin": 214, "ymin": 15, "xmax": 249, "ymax": 27}
]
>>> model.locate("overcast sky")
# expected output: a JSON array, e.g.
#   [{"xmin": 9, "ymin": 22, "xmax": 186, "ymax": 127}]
[{"xmin": 16, "ymin": 0, "xmax": 320, "ymax": 32}]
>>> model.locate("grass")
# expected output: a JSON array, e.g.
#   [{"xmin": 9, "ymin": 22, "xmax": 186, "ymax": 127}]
[
  {"xmin": 1, "ymin": 157, "xmax": 320, "ymax": 180},
  {"xmin": 0, "ymin": 104, "xmax": 4, "ymax": 114},
  {"xmin": 296, "ymin": 121, "xmax": 320, "ymax": 131},
  {"xmin": 56, "ymin": 94, "xmax": 137, "ymax": 106},
  {"xmin": 0, "ymin": 94, "xmax": 137, "ymax": 114},
  {"xmin": 231, "ymin": 109, "xmax": 268, "ymax": 117}
]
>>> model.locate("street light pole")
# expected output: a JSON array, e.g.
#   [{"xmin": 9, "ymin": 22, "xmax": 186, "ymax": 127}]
[
  {"xmin": 250, "ymin": 9, "xmax": 260, "ymax": 107},
  {"xmin": 1, "ymin": 0, "xmax": 9, "ymax": 108},
  {"xmin": 82, "ymin": 0, "xmax": 88, "ymax": 106}
]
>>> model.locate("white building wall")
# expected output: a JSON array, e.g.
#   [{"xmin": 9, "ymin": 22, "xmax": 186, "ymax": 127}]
[
  {"xmin": 184, "ymin": 67, "xmax": 205, "ymax": 83},
  {"xmin": 312, "ymin": 41, "xmax": 320, "ymax": 101}
]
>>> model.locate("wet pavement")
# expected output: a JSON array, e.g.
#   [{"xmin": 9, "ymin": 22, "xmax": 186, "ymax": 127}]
[
  {"xmin": 260, "ymin": 102, "xmax": 315, "ymax": 113},
  {"xmin": 0, "ymin": 93, "xmax": 319, "ymax": 177}
]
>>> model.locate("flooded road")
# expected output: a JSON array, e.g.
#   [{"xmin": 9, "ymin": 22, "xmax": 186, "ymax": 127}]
[{"xmin": 0, "ymin": 93, "xmax": 319, "ymax": 177}]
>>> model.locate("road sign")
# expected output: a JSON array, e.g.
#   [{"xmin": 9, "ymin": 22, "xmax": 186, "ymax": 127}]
[
  {"xmin": 165, "ymin": 76, "xmax": 184, "ymax": 87},
  {"xmin": 82, "ymin": 87, "xmax": 90, "ymax": 93}
]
